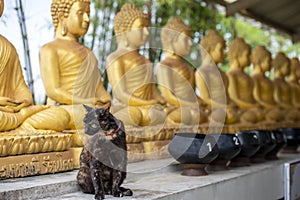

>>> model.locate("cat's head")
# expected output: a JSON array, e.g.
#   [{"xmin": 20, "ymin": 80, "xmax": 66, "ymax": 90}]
[{"xmin": 83, "ymin": 105, "xmax": 118, "ymax": 136}]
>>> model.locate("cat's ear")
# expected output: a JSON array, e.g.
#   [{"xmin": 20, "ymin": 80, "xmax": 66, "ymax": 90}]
[
  {"xmin": 105, "ymin": 106, "xmax": 110, "ymax": 113},
  {"xmin": 83, "ymin": 104, "xmax": 93, "ymax": 112}
]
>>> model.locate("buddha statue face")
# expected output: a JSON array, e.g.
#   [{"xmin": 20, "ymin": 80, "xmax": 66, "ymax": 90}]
[
  {"xmin": 290, "ymin": 58, "xmax": 300, "ymax": 79},
  {"xmin": 238, "ymin": 48, "xmax": 251, "ymax": 68},
  {"xmin": 172, "ymin": 31, "xmax": 192, "ymax": 56},
  {"xmin": 161, "ymin": 17, "xmax": 192, "ymax": 57},
  {"xmin": 273, "ymin": 53, "xmax": 290, "ymax": 77},
  {"xmin": 0, "ymin": 0, "xmax": 4, "ymax": 17},
  {"xmin": 295, "ymin": 62, "xmax": 300, "ymax": 80},
  {"xmin": 51, "ymin": 0, "xmax": 90, "ymax": 38},
  {"xmin": 67, "ymin": 2, "xmax": 90, "ymax": 36},
  {"xmin": 200, "ymin": 30, "xmax": 226, "ymax": 65},
  {"xmin": 252, "ymin": 46, "xmax": 272, "ymax": 73},
  {"xmin": 228, "ymin": 37, "xmax": 251, "ymax": 69},
  {"xmin": 261, "ymin": 56, "xmax": 271, "ymax": 72},
  {"xmin": 210, "ymin": 42, "xmax": 225, "ymax": 64},
  {"xmin": 64, "ymin": 1, "xmax": 90, "ymax": 37},
  {"xmin": 281, "ymin": 62, "xmax": 290, "ymax": 76},
  {"xmin": 296, "ymin": 66, "xmax": 300, "ymax": 80},
  {"xmin": 114, "ymin": 3, "xmax": 149, "ymax": 49},
  {"xmin": 124, "ymin": 17, "xmax": 149, "ymax": 48}
]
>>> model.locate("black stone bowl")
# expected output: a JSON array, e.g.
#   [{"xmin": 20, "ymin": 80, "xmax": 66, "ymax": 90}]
[
  {"xmin": 265, "ymin": 129, "xmax": 287, "ymax": 160},
  {"xmin": 229, "ymin": 131, "xmax": 260, "ymax": 167},
  {"xmin": 168, "ymin": 133, "xmax": 219, "ymax": 176},
  {"xmin": 206, "ymin": 134, "xmax": 241, "ymax": 171},
  {"xmin": 278, "ymin": 128, "xmax": 300, "ymax": 154},
  {"xmin": 250, "ymin": 130, "xmax": 276, "ymax": 163}
]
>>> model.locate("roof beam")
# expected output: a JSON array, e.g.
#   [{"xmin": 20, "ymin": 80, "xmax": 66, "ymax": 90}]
[
  {"xmin": 226, "ymin": 0, "xmax": 259, "ymax": 16},
  {"xmin": 206, "ymin": 0, "xmax": 227, "ymax": 7},
  {"xmin": 240, "ymin": 9, "xmax": 294, "ymax": 35}
]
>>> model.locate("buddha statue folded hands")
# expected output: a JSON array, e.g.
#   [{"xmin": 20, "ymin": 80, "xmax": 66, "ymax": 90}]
[
  {"xmin": 227, "ymin": 38, "xmax": 265, "ymax": 124},
  {"xmin": 251, "ymin": 46, "xmax": 284, "ymax": 123},
  {"xmin": 156, "ymin": 17, "xmax": 208, "ymax": 125},
  {"xmin": 106, "ymin": 3, "xmax": 167, "ymax": 126},
  {"xmin": 39, "ymin": 0, "xmax": 111, "ymax": 130}
]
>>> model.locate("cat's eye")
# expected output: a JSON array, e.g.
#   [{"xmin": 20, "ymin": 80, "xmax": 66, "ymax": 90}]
[{"xmin": 91, "ymin": 123, "xmax": 98, "ymax": 129}]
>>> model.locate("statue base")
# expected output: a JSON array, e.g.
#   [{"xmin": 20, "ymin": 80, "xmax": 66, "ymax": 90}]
[
  {"xmin": 199, "ymin": 123, "xmax": 261, "ymax": 134},
  {"xmin": 206, "ymin": 159, "xmax": 229, "ymax": 172},
  {"xmin": 0, "ymin": 132, "xmax": 72, "ymax": 157},
  {"xmin": 69, "ymin": 147, "xmax": 82, "ymax": 169},
  {"xmin": 250, "ymin": 153, "xmax": 266, "ymax": 163},
  {"xmin": 143, "ymin": 140, "xmax": 171, "ymax": 160},
  {"xmin": 0, "ymin": 150, "xmax": 74, "ymax": 180},
  {"xmin": 229, "ymin": 156, "xmax": 251, "ymax": 167},
  {"xmin": 182, "ymin": 164, "xmax": 208, "ymax": 176},
  {"xmin": 71, "ymin": 142, "xmax": 146, "ymax": 169},
  {"xmin": 279, "ymin": 128, "xmax": 300, "ymax": 154},
  {"xmin": 281, "ymin": 146, "xmax": 299, "ymax": 154},
  {"xmin": 127, "ymin": 142, "xmax": 145, "ymax": 163}
]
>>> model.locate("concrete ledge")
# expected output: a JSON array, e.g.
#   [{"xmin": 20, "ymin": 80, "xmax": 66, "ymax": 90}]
[{"xmin": 0, "ymin": 154, "xmax": 299, "ymax": 200}]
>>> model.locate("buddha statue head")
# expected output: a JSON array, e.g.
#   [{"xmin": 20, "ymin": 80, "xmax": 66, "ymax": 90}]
[
  {"xmin": 114, "ymin": 3, "xmax": 149, "ymax": 49},
  {"xmin": 273, "ymin": 52, "xmax": 290, "ymax": 78},
  {"xmin": 289, "ymin": 57, "xmax": 300, "ymax": 81},
  {"xmin": 0, "ymin": 0, "xmax": 4, "ymax": 18},
  {"xmin": 228, "ymin": 37, "xmax": 251, "ymax": 69},
  {"xmin": 251, "ymin": 46, "xmax": 272, "ymax": 74},
  {"xmin": 51, "ymin": 0, "xmax": 90, "ymax": 39},
  {"xmin": 161, "ymin": 17, "xmax": 192, "ymax": 56},
  {"xmin": 200, "ymin": 30, "xmax": 225, "ymax": 64}
]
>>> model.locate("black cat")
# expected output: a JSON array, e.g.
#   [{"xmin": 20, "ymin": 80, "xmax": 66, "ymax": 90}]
[{"xmin": 77, "ymin": 105, "xmax": 133, "ymax": 200}]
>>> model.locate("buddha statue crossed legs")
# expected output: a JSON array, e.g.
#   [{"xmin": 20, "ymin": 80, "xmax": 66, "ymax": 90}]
[
  {"xmin": 40, "ymin": 0, "xmax": 111, "ymax": 130},
  {"xmin": 227, "ymin": 38, "xmax": 264, "ymax": 124},
  {"xmin": 157, "ymin": 17, "xmax": 208, "ymax": 125},
  {"xmin": 251, "ymin": 46, "xmax": 284, "ymax": 123},
  {"xmin": 106, "ymin": 3, "xmax": 167, "ymax": 126}
]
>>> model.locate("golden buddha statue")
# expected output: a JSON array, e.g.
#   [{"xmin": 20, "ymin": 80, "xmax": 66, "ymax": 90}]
[
  {"xmin": 251, "ymin": 46, "xmax": 284, "ymax": 122},
  {"xmin": 106, "ymin": 3, "xmax": 167, "ymax": 126},
  {"xmin": 289, "ymin": 57, "xmax": 300, "ymax": 108},
  {"xmin": 156, "ymin": 17, "xmax": 207, "ymax": 125},
  {"xmin": 0, "ymin": 0, "xmax": 69, "ymax": 132},
  {"xmin": 227, "ymin": 37, "xmax": 264, "ymax": 124},
  {"xmin": 0, "ymin": 0, "xmax": 72, "ymax": 156},
  {"xmin": 39, "ymin": 0, "xmax": 111, "ymax": 130},
  {"xmin": 195, "ymin": 30, "xmax": 239, "ymax": 125},
  {"xmin": 273, "ymin": 52, "xmax": 300, "ymax": 122}
]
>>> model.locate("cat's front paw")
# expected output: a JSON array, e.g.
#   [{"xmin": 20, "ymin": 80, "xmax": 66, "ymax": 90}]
[
  {"xmin": 113, "ymin": 187, "xmax": 133, "ymax": 197},
  {"xmin": 121, "ymin": 188, "xmax": 133, "ymax": 196},
  {"xmin": 112, "ymin": 189, "xmax": 123, "ymax": 197},
  {"xmin": 95, "ymin": 192, "xmax": 105, "ymax": 200}
]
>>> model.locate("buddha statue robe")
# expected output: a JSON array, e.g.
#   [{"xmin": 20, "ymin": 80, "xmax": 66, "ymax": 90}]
[{"xmin": 0, "ymin": 35, "xmax": 70, "ymax": 132}]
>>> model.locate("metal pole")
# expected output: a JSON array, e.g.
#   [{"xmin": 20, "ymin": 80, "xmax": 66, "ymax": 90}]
[{"xmin": 15, "ymin": 0, "xmax": 34, "ymax": 102}]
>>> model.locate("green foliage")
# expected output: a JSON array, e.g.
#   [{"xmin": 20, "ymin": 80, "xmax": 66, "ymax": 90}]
[
  {"xmin": 86, "ymin": 0, "xmax": 300, "ymax": 87},
  {"xmin": 155, "ymin": 0, "xmax": 218, "ymax": 40},
  {"xmin": 86, "ymin": 0, "xmax": 222, "ymax": 90}
]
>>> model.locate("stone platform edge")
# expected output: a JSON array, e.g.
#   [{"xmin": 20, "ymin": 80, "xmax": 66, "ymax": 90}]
[{"xmin": 0, "ymin": 154, "xmax": 299, "ymax": 200}]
